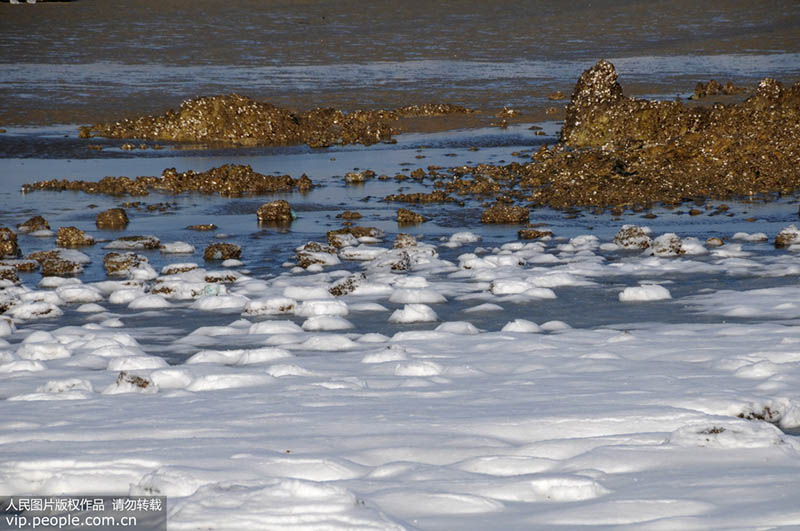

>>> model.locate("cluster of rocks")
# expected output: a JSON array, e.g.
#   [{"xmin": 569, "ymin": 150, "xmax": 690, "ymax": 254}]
[
  {"xmin": 387, "ymin": 60, "xmax": 800, "ymax": 213},
  {"xmin": 690, "ymin": 79, "xmax": 746, "ymax": 100},
  {"xmin": 22, "ymin": 164, "xmax": 314, "ymax": 198},
  {"xmin": 78, "ymin": 95, "xmax": 472, "ymax": 149}
]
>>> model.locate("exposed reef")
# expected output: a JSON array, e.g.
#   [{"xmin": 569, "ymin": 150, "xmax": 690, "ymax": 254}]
[
  {"xmin": 79, "ymin": 94, "xmax": 472, "ymax": 148},
  {"xmin": 21, "ymin": 164, "xmax": 313, "ymax": 198}
]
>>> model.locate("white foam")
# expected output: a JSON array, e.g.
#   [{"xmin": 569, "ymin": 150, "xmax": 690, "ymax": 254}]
[
  {"xmin": 619, "ymin": 284, "xmax": 672, "ymax": 302},
  {"xmin": 388, "ymin": 304, "xmax": 439, "ymax": 323},
  {"xmin": 501, "ymin": 319, "xmax": 541, "ymax": 333},
  {"xmin": 301, "ymin": 316, "xmax": 354, "ymax": 331},
  {"xmin": 161, "ymin": 242, "xmax": 196, "ymax": 254}
]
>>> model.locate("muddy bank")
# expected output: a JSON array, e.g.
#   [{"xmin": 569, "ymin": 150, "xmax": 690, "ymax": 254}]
[{"xmin": 80, "ymin": 94, "xmax": 472, "ymax": 147}]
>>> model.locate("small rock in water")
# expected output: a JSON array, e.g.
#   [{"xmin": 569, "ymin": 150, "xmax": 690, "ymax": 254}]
[
  {"xmin": 96, "ymin": 208, "xmax": 129, "ymax": 229},
  {"xmin": 397, "ymin": 208, "xmax": 428, "ymax": 225},
  {"xmin": 257, "ymin": 200, "xmax": 294, "ymax": 224},
  {"xmin": 17, "ymin": 215, "xmax": 50, "ymax": 234},
  {"xmin": 187, "ymin": 223, "xmax": 218, "ymax": 231},
  {"xmin": 56, "ymin": 227, "xmax": 95, "ymax": 248},
  {"xmin": 518, "ymin": 229, "xmax": 553, "ymax": 240},
  {"xmin": 614, "ymin": 225, "xmax": 652, "ymax": 249},
  {"xmin": 774, "ymin": 224, "xmax": 800, "ymax": 248},
  {"xmin": 204, "ymin": 243, "xmax": 241, "ymax": 261},
  {"xmin": 0, "ymin": 228, "xmax": 22, "ymax": 258}
]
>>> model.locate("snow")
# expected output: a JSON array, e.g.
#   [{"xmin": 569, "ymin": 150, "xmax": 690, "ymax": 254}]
[
  {"xmin": 160, "ymin": 241, "xmax": 196, "ymax": 254},
  {"xmin": 388, "ymin": 303, "xmax": 439, "ymax": 323},
  {"xmin": 501, "ymin": 319, "xmax": 541, "ymax": 333},
  {"xmin": 5, "ymin": 225, "xmax": 800, "ymax": 529},
  {"xmin": 301, "ymin": 315, "xmax": 354, "ymax": 331},
  {"xmin": 619, "ymin": 284, "xmax": 673, "ymax": 302}
]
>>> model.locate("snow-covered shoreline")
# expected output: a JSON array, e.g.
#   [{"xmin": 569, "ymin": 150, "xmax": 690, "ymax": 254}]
[{"xmin": 3, "ymin": 225, "xmax": 800, "ymax": 529}]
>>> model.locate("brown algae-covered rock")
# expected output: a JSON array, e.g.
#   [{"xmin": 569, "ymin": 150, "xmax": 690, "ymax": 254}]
[
  {"xmin": 397, "ymin": 208, "xmax": 428, "ymax": 225},
  {"xmin": 82, "ymin": 94, "xmax": 398, "ymax": 147},
  {"xmin": 204, "ymin": 243, "xmax": 241, "ymax": 261},
  {"xmin": 103, "ymin": 252, "xmax": 147, "ymax": 276},
  {"xmin": 518, "ymin": 229, "xmax": 553, "ymax": 240},
  {"xmin": 96, "ymin": 208, "xmax": 129, "ymax": 229},
  {"xmin": 0, "ymin": 260, "xmax": 39, "ymax": 273},
  {"xmin": 56, "ymin": 227, "xmax": 95, "ymax": 248},
  {"xmin": 187, "ymin": 224, "xmax": 218, "ymax": 231},
  {"xmin": 336, "ymin": 211, "xmax": 362, "ymax": 220},
  {"xmin": 0, "ymin": 228, "xmax": 21, "ymax": 259},
  {"xmin": 257, "ymin": 200, "xmax": 294, "ymax": 224},
  {"xmin": 516, "ymin": 60, "xmax": 800, "ymax": 209},
  {"xmin": 22, "ymin": 165, "xmax": 313, "ymax": 198},
  {"xmin": 480, "ymin": 203, "xmax": 529, "ymax": 224},
  {"xmin": 17, "ymin": 216, "xmax": 50, "ymax": 234},
  {"xmin": 344, "ymin": 170, "xmax": 376, "ymax": 185},
  {"xmin": 295, "ymin": 242, "xmax": 337, "ymax": 269},
  {"xmin": 775, "ymin": 225, "xmax": 800, "ymax": 248},
  {"xmin": 0, "ymin": 266, "xmax": 19, "ymax": 284},
  {"xmin": 691, "ymin": 80, "xmax": 745, "ymax": 100}
]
